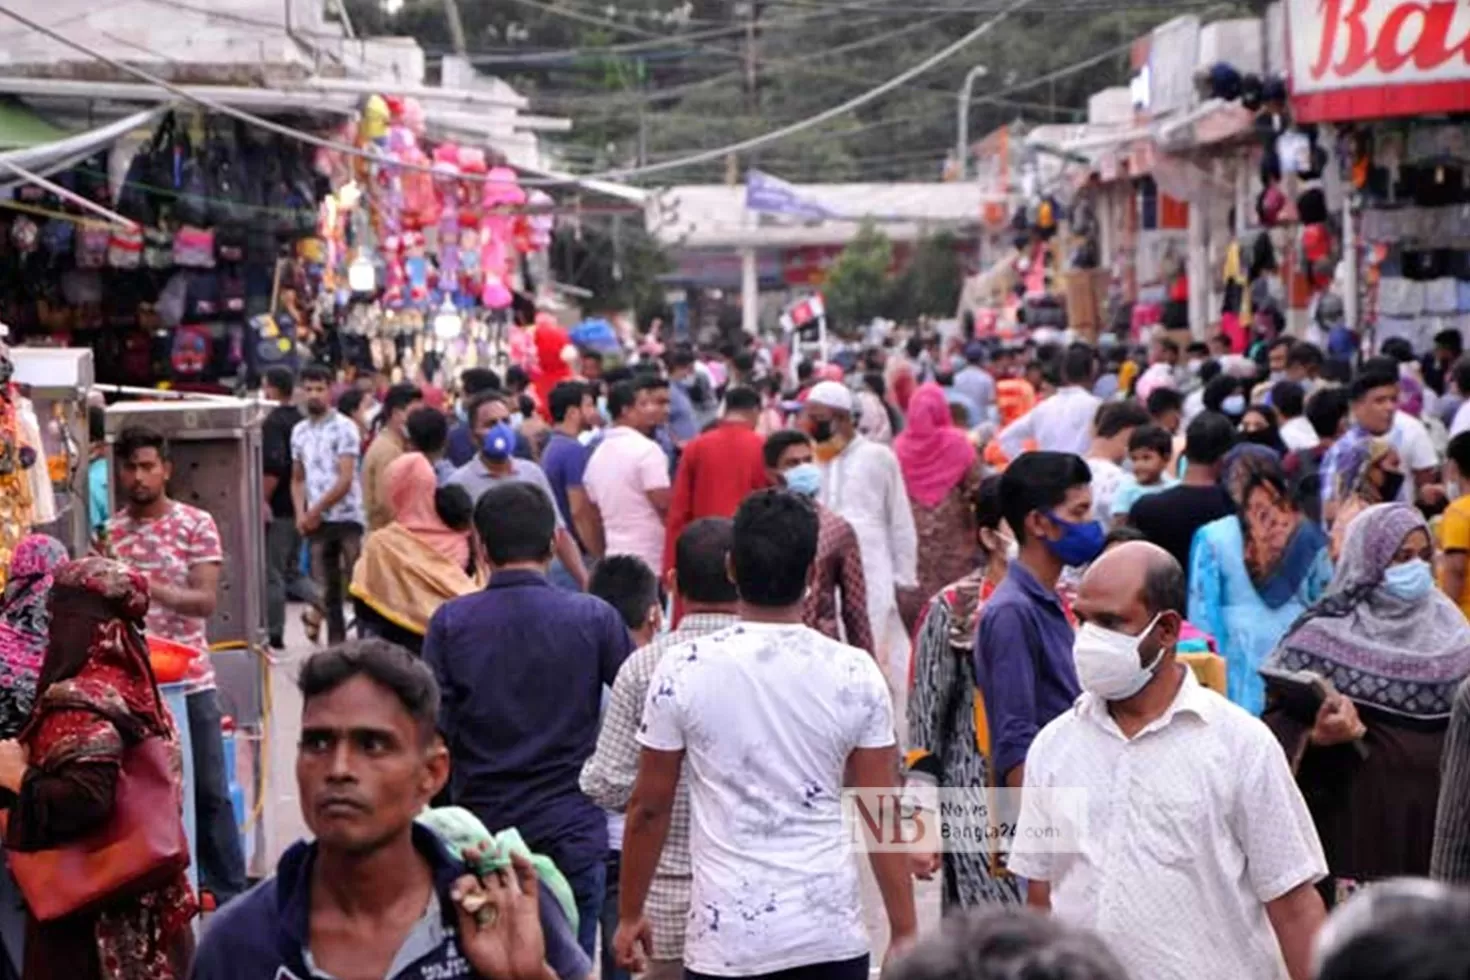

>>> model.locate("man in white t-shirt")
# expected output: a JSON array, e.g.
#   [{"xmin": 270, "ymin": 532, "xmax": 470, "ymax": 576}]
[
  {"xmin": 1321, "ymin": 360, "xmax": 1442, "ymax": 513},
  {"xmin": 615, "ymin": 490, "xmax": 915, "ymax": 979},
  {"xmin": 580, "ymin": 379, "xmax": 672, "ymax": 573},
  {"xmin": 1083, "ymin": 401, "xmax": 1151, "ymax": 520}
]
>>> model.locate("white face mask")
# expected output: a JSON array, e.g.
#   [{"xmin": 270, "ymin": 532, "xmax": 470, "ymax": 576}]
[{"xmin": 1073, "ymin": 614, "xmax": 1165, "ymax": 701}]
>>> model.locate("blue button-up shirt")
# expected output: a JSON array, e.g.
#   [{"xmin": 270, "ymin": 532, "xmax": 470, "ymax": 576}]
[
  {"xmin": 424, "ymin": 569, "xmax": 634, "ymax": 875},
  {"xmin": 974, "ymin": 560, "xmax": 1080, "ymax": 783}
]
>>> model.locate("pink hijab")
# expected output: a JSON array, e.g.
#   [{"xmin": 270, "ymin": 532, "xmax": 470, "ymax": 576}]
[
  {"xmin": 894, "ymin": 383, "xmax": 976, "ymax": 508},
  {"xmin": 385, "ymin": 453, "xmax": 472, "ymax": 571}
]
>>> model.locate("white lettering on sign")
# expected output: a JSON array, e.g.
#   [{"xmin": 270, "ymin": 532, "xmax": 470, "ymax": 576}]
[{"xmin": 1289, "ymin": 0, "xmax": 1470, "ymax": 92}]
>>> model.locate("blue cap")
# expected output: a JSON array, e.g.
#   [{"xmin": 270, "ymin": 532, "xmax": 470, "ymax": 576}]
[{"xmin": 482, "ymin": 422, "xmax": 516, "ymax": 459}]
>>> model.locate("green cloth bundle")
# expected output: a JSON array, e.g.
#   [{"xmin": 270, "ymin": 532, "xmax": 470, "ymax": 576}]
[{"xmin": 415, "ymin": 806, "xmax": 579, "ymax": 934}]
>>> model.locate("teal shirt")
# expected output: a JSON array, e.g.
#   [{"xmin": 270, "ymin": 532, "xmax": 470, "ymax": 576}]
[
  {"xmin": 88, "ymin": 457, "xmax": 109, "ymax": 531},
  {"xmin": 1110, "ymin": 474, "xmax": 1176, "ymax": 521}
]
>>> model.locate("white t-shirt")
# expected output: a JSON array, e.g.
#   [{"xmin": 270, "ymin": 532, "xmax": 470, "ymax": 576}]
[
  {"xmin": 1085, "ymin": 456, "xmax": 1125, "ymax": 521},
  {"xmin": 1279, "ymin": 416, "xmax": 1320, "ymax": 453},
  {"xmin": 582, "ymin": 426, "xmax": 672, "ymax": 572},
  {"xmin": 1451, "ymin": 400, "xmax": 1470, "ymax": 440},
  {"xmin": 1392, "ymin": 410, "xmax": 1440, "ymax": 483},
  {"xmin": 638, "ymin": 622, "xmax": 895, "ymax": 975}
]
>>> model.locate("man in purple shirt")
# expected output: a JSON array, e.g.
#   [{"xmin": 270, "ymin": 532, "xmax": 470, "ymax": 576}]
[
  {"xmin": 424, "ymin": 480, "xmax": 634, "ymax": 958},
  {"xmin": 976, "ymin": 451, "xmax": 1099, "ymax": 789}
]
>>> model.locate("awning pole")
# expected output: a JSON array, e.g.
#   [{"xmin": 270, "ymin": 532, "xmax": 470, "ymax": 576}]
[{"xmin": 0, "ymin": 158, "xmax": 137, "ymax": 229}]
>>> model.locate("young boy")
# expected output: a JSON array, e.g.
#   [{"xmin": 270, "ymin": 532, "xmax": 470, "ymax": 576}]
[
  {"xmin": 1110, "ymin": 424, "xmax": 1178, "ymax": 526},
  {"xmin": 1438, "ymin": 432, "xmax": 1470, "ymax": 620}
]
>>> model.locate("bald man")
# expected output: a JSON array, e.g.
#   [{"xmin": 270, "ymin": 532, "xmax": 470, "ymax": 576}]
[{"xmin": 1006, "ymin": 542, "xmax": 1329, "ymax": 980}]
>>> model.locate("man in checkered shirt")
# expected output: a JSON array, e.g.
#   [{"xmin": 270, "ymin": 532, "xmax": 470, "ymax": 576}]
[{"xmin": 581, "ymin": 518, "xmax": 742, "ymax": 980}]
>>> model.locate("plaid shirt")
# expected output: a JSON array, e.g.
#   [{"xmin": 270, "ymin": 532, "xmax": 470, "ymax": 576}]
[
  {"xmin": 803, "ymin": 504, "xmax": 874, "ymax": 655},
  {"xmin": 580, "ymin": 613, "xmax": 738, "ymax": 961}
]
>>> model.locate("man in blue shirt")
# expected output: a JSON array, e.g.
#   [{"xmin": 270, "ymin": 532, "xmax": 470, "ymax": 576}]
[
  {"xmin": 191, "ymin": 640, "xmax": 588, "ymax": 980},
  {"xmin": 953, "ymin": 341, "xmax": 996, "ymax": 424},
  {"xmin": 87, "ymin": 403, "xmax": 110, "ymax": 537},
  {"xmin": 976, "ymin": 451, "xmax": 1097, "ymax": 789},
  {"xmin": 425, "ymin": 481, "xmax": 634, "ymax": 958},
  {"xmin": 542, "ymin": 381, "xmax": 597, "ymax": 553}
]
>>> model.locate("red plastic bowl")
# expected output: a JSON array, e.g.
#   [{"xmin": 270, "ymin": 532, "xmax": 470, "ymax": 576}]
[{"xmin": 146, "ymin": 635, "xmax": 200, "ymax": 684}]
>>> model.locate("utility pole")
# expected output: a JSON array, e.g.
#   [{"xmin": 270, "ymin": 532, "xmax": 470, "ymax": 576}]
[
  {"xmin": 637, "ymin": 55, "xmax": 648, "ymax": 168},
  {"xmin": 441, "ymin": 0, "xmax": 469, "ymax": 56},
  {"xmin": 744, "ymin": 0, "xmax": 759, "ymax": 113}
]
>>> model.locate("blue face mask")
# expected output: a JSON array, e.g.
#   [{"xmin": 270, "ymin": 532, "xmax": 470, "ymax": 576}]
[
  {"xmin": 1221, "ymin": 393, "xmax": 1247, "ymax": 416},
  {"xmin": 1043, "ymin": 512, "xmax": 1107, "ymax": 567},
  {"xmin": 784, "ymin": 462, "xmax": 822, "ymax": 498},
  {"xmin": 1382, "ymin": 559, "xmax": 1434, "ymax": 602}
]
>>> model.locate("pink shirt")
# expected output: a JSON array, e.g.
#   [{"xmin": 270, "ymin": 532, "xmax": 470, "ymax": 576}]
[
  {"xmin": 582, "ymin": 426, "xmax": 671, "ymax": 572},
  {"xmin": 108, "ymin": 500, "xmax": 224, "ymax": 692}
]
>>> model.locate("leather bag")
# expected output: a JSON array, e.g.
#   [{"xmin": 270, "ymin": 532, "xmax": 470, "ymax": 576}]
[{"xmin": 6, "ymin": 735, "xmax": 189, "ymax": 922}]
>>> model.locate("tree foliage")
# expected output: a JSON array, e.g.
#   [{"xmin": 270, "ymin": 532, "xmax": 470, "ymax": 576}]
[{"xmin": 823, "ymin": 221, "xmax": 893, "ymax": 330}]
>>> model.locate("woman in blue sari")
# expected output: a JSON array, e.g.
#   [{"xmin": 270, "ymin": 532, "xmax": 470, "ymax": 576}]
[{"xmin": 1188, "ymin": 445, "xmax": 1333, "ymax": 713}]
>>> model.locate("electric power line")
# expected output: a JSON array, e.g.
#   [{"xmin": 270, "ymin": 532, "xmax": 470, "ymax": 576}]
[{"xmin": 0, "ymin": 0, "xmax": 1203, "ymax": 188}]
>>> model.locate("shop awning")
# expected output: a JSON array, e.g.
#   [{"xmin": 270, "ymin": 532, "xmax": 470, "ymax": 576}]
[
  {"xmin": 0, "ymin": 100, "xmax": 69, "ymax": 150},
  {"xmin": 0, "ymin": 106, "xmax": 166, "ymax": 179}
]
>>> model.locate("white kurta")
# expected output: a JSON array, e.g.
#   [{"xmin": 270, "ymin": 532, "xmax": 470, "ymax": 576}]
[{"xmin": 818, "ymin": 436, "xmax": 918, "ymax": 689}]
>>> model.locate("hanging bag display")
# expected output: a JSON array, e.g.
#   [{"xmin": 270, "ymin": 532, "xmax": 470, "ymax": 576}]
[
  {"xmin": 75, "ymin": 225, "xmax": 110, "ymax": 269},
  {"xmin": 173, "ymin": 226, "xmax": 216, "ymax": 269},
  {"xmin": 107, "ymin": 225, "xmax": 144, "ymax": 269},
  {"xmin": 144, "ymin": 227, "xmax": 174, "ymax": 270}
]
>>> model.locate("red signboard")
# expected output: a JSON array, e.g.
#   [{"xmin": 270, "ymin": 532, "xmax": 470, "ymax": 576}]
[{"xmin": 1289, "ymin": 0, "xmax": 1470, "ymax": 122}]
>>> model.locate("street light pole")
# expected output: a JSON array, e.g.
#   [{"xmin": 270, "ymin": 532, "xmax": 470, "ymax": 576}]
[{"xmin": 956, "ymin": 64, "xmax": 989, "ymax": 180}]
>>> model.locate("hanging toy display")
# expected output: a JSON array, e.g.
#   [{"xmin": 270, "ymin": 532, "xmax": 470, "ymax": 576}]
[
  {"xmin": 456, "ymin": 148, "xmax": 489, "ymax": 307},
  {"xmin": 432, "ymin": 144, "xmax": 462, "ymax": 292},
  {"xmin": 479, "ymin": 166, "xmax": 525, "ymax": 311}
]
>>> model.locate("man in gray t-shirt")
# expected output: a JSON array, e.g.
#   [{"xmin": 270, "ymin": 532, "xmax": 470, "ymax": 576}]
[{"xmin": 449, "ymin": 414, "xmax": 588, "ymax": 590}]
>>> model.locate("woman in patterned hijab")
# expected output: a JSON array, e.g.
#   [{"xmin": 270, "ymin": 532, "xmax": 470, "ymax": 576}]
[
  {"xmin": 1265, "ymin": 503, "xmax": 1470, "ymax": 903},
  {"xmin": 2, "ymin": 557, "xmax": 195, "ymax": 979},
  {"xmin": 0, "ymin": 534, "xmax": 67, "ymax": 738}
]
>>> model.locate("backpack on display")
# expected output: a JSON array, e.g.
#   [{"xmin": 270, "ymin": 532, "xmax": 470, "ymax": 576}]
[
  {"xmin": 170, "ymin": 324, "xmax": 211, "ymax": 377},
  {"xmin": 108, "ymin": 226, "xmax": 144, "ymax": 269},
  {"xmin": 119, "ymin": 330, "xmax": 155, "ymax": 385},
  {"xmin": 144, "ymin": 227, "xmax": 174, "ymax": 270},
  {"xmin": 220, "ymin": 269, "xmax": 246, "ymax": 318},
  {"xmin": 214, "ymin": 224, "xmax": 246, "ymax": 264},
  {"xmin": 75, "ymin": 226, "xmax": 110, "ymax": 269},
  {"xmin": 173, "ymin": 226, "xmax": 216, "ymax": 268},
  {"xmin": 183, "ymin": 271, "xmax": 222, "ymax": 321},
  {"xmin": 39, "ymin": 219, "xmax": 73, "ymax": 258}
]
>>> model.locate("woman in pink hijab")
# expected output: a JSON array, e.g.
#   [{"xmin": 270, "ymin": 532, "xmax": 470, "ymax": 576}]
[{"xmin": 895, "ymin": 383, "xmax": 983, "ymax": 600}]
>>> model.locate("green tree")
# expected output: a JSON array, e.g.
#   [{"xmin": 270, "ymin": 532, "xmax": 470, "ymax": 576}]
[
  {"xmin": 824, "ymin": 221, "xmax": 893, "ymax": 330},
  {"xmin": 887, "ymin": 231, "xmax": 963, "ymax": 321}
]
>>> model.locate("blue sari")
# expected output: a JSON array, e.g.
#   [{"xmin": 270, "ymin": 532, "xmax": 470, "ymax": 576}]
[{"xmin": 1187, "ymin": 445, "xmax": 1334, "ymax": 713}]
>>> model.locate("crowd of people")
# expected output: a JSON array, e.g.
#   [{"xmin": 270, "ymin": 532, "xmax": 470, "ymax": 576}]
[{"xmin": 4, "ymin": 319, "xmax": 1470, "ymax": 980}]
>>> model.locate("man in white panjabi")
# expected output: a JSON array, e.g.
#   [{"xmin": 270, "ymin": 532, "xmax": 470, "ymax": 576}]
[{"xmin": 804, "ymin": 381, "xmax": 919, "ymax": 692}]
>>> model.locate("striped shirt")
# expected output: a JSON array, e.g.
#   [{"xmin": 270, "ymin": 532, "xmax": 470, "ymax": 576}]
[{"xmin": 580, "ymin": 613, "xmax": 738, "ymax": 961}]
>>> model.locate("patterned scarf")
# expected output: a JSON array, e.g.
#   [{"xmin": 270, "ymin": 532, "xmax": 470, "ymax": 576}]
[
  {"xmin": 1268, "ymin": 504, "xmax": 1470, "ymax": 719},
  {"xmin": 0, "ymin": 533, "xmax": 67, "ymax": 737}
]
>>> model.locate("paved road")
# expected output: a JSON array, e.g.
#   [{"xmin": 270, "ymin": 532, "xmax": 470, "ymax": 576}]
[{"xmin": 255, "ymin": 610, "xmax": 942, "ymax": 972}]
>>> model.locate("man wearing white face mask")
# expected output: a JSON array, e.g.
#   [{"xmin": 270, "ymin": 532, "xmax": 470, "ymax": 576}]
[{"xmin": 1009, "ymin": 541, "xmax": 1329, "ymax": 980}]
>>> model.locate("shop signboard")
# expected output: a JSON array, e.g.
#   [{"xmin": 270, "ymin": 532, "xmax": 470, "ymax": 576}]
[
  {"xmin": 1147, "ymin": 16, "xmax": 1202, "ymax": 117},
  {"xmin": 745, "ymin": 170, "xmax": 838, "ymax": 221},
  {"xmin": 1288, "ymin": 0, "xmax": 1470, "ymax": 121}
]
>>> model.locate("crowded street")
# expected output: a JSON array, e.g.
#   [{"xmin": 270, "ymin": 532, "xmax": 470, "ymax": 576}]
[{"xmin": 0, "ymin": 0, "xmax": 1469, "ymax": 978}]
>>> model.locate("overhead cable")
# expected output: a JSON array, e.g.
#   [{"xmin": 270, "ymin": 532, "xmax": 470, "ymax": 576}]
[{"xmin": 0, "ymin": 0, "xmax": 1033, "ymax": 186}]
